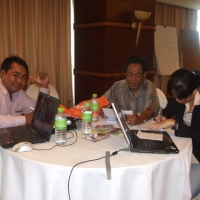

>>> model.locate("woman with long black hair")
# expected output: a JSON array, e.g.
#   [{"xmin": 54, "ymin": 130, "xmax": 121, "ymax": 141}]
[{"xmin": 149, "ymin": 68, "xmax": 200, "ymax": 199}]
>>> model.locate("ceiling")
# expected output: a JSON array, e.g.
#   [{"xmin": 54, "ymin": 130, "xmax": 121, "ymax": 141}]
[{"xmin": 157, "ymin": 0, "xmax": 200, "ymax": 10}]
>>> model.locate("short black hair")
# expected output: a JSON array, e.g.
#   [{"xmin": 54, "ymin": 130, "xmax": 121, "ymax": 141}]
[
  {"xmin": 0, "ymin": 55, "xmax": 29, "ymax": 74},
  {"xmin": 124, "ymin": 55, "xmax": 148, "ymax": 72},
  {"xmin": 167, "ymin": 68, "xmax": 200, "ymax": 99}
]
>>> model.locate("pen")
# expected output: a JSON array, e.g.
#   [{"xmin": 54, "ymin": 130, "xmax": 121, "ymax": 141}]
[{"xmin": 160, "ymin": 107, "xmax": 162, "ymax": 121}]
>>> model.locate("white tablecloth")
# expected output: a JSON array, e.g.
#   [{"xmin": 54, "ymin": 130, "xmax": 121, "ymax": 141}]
[{"xmin": 0, "ymin": 119, "xmax": 192, "ymax": 200}]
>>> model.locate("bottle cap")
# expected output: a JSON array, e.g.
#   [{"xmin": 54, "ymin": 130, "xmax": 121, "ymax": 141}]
[
  {"xmin": 84, "ymin": 102, "xmax": 90, "ymax": 106},
  {"xmin": 92, "ymin": 93, "xmax": 97, "ymax": 98},
  {"xmin": 58, "ymin": 107, "xmax": 64, "ymax": 112}
]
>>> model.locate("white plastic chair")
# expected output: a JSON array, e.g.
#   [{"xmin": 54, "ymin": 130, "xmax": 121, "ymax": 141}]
[
  {"xmin": 156, "ymin": 88, "xmax": 168, "ymax": 109},
  {"xmin": 26, "ymin": 83, "xmax": 59, "ymax": 100}
]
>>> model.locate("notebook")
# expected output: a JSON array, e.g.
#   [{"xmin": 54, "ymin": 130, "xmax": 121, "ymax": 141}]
[
  {"xmin": 0, "ymin": 92, "xmax": 60, "ymax": 148},
  {"xmin": 111, "ymin": 103, "xmax": 179, "ymax": 154}
]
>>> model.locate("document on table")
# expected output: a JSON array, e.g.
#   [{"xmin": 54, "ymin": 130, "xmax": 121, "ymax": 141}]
[
  {"xmin": 102, "ymin": 108, "xmax": 140, "ymax": 123},
  {"xmin": 121, "ymin": 110, "xmax": 133, "ymax": 115},
  {"xmin": 102, "ymin": 108, "xmax": 117, "ymax": 123},
  {"xmin": 137, "ymin": 130, "xmax": 163, "ymax": 141}
]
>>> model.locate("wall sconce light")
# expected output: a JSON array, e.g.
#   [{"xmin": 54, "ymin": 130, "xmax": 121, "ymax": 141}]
[{"xmin": 131, "ymin": 10, "xmax": 151, "ymax": 47}]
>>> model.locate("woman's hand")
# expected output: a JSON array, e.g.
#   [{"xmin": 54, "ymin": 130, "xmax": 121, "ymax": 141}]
[{"xmin": 148, "ymin": 119, "xmax": 175, "ymax": 131}]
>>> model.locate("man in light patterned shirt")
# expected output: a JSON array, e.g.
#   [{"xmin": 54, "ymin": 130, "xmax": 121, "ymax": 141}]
[
  {"xmin": 0, "ymin": 55, "xmax": 50, "ymax": 128},
  {"xmin": 102, "ymin": 55, "xmax": 160, "ymax": 126}
]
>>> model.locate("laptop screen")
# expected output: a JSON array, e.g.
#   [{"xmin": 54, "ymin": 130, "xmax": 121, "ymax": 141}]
[
  {"xmin": 118, "ymin": 112, "xmax": 129, "ymax": 132},
  {"xmin": 31, "ymin": 92, "xmax": 60, "ymax": 139},
  {"xmin": 111, "ymin": 103, "xmax": 132, "ymax": 146}
]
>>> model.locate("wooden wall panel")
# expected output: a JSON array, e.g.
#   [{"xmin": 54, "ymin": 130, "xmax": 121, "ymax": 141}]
[
  {"xmin": 74, "ymin": 0, "xmax": 155, "ymax": 24},
  {"xmin": 74, "ymin": 75, "xmax": 125, "ymax": 101},
  {"xmin": 74, "ymin": 0, "xmax": 156, "ymax": 104},
  {"xmin": 179, "ymin": 29, "xmax": 200, "ymax": 71}
]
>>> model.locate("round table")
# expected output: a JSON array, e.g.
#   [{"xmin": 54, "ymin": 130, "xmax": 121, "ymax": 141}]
[{"xmin": 0, "ymin": 119, "xmax": 192, "ymax": 200}]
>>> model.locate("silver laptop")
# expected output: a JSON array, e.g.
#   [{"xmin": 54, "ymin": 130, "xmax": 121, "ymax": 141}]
[
  {"xmin": 111, "ymin": 103, "xmax": 179, "ymax": 154},
  {"xmin": 0, "ymin": 92, "xmax": 60, "ymax": 148}
]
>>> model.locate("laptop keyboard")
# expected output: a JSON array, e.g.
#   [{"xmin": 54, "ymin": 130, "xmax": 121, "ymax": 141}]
[
  {"xmin": 137, "ymin": 139, "xmax": 161, "ymax": 149},
  {"xmin": 7, "ymin": 126, "xmax": 39, "ymax": 142}
]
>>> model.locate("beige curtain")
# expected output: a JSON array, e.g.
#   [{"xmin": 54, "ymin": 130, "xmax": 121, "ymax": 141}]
[
  {"xmin": 155, "ymin": 3, "xmax": 197, "ymax": 34},
  {"xmin": 0, "ymin": 0, "xmax": 73, "ymax": 108},
  {"xmin": 154, "ymin": 2, "xmax": 197, "ymax": 96}
]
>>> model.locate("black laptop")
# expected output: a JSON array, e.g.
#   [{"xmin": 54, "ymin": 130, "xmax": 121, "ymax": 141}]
[
  {"xmin": 0, "ymin": 92, "xmax": 60, "ymax": 148},
  {"xmin": 112, "ymin": 103, "xmax": 179, "ymax": 154}
]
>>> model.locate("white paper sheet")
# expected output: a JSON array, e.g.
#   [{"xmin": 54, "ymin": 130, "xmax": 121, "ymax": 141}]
[
  {"xmin": 122, "ymin": 110, "xmax": 141, "ymax": 116},
  {"xmin": 102, "ymin": 108, "xmax": 116, "ymax": 118},
  {"xmin": 154, "ymin": 25, "xmax": 180, "ymax": 75},
  {"xmin": 121, "ymin": 110, "xmax": 133, "ymax": 115},
  {"xmin": 102, "ymin": 108, "xmax": 117, "ymax": 123},
  {"xmin": 137, "ymin": 130, "xmax": 163, "ymax": 141}
]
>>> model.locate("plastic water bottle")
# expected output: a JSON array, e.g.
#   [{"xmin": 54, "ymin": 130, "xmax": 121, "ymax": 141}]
[
  {"xmin": 91, "ymin": 93, "xmax": 99, "ymax": 122},
  {"xmin": 81, "ymin": 102, "xmax": 92, "ymax": 135},
  {"xmin": 55, "ymin": 107, "xmax": 67, "ymax": 145}
]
